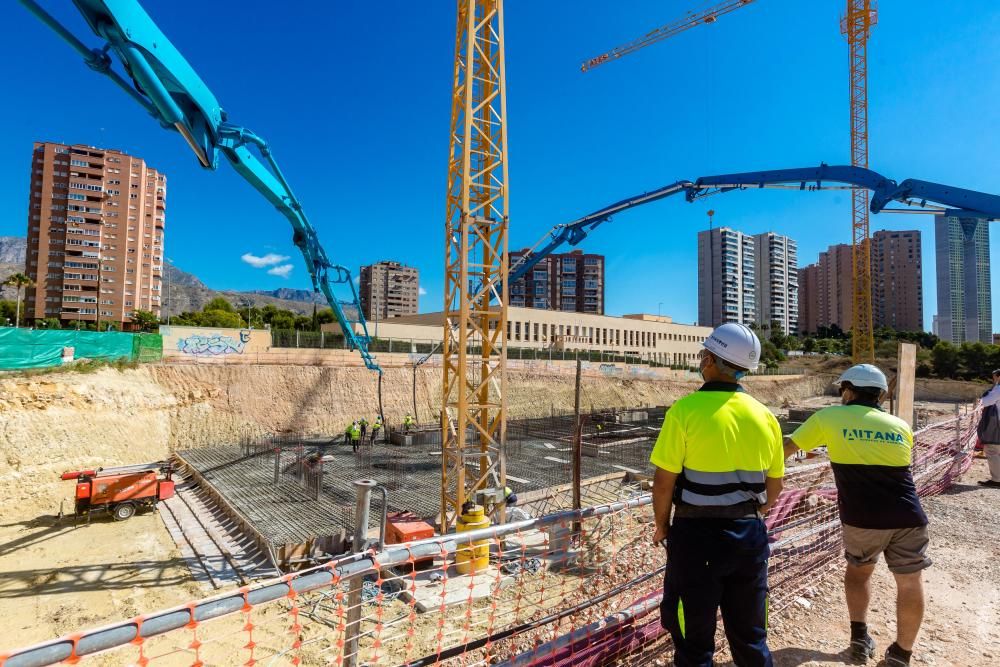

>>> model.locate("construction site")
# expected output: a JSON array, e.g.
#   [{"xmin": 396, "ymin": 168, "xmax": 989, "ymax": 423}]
[{"xmin": 1, "ymin": 1, "xmax": 1000, "ymax": 666}]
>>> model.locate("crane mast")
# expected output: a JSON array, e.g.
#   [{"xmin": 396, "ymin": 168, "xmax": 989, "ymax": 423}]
[
  {"xmin": 843, "ymin": 0, "xmax": 878, "ymax": 362},
  {"xmin": 441, "ymin": 0, "xmax": 509, "ymax": 530}
]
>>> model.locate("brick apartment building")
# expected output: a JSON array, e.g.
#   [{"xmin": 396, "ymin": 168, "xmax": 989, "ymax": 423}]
[
  {"xmin": 872, "ymin": 230, "xmax": 923, "ymax": 332},
  {"xmin": 509, "ymin": 249, "xmax": 605, "ymax": 315},
  {"xmin": 797, "ymin": 231, "xmax": 923, "ymax": 334},
  {"xmin": 358, "ymin": 261, "xmax": 419, "ymax": 320},
  {"xmin": 25, "ymin": 142, "xmax": 165, "ymax": 328}
]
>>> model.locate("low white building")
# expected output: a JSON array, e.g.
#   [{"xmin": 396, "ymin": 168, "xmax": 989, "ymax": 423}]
[{"xmin": 326, "ymin": 307, "xmax": 711, "ymax": 367}]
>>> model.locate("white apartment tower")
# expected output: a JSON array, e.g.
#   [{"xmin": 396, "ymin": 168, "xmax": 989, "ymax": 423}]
[
  {"xmin": 753, "ymin": 232, "xmax": 798, "ymax": 335},
  {"xmin": 697, "ymin": 227, "xmax": 756, "ymax": 328}
]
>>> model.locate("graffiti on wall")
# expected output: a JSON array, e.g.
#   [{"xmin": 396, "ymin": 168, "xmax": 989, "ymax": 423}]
[{"xmin": 177, "ymin": 330, "xmax": 251, "ymax": 356}]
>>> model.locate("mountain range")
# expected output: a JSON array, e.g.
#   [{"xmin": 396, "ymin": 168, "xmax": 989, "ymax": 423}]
[{"xmin": 0, "ymin": 236, "xmax": 326, "ymax": 316}]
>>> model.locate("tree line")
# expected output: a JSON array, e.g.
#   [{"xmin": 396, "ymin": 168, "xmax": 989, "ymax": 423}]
[
  {"xmin": 0, "ymin": 296, "xmax": 333, "ymax": 335},
  {"xmin": 752, "ymin": 319, "xmax": 995, "ymax": 382},
  {"xmin": 167, "ymin": 297, "xmax": 335, "ymax": 332}
]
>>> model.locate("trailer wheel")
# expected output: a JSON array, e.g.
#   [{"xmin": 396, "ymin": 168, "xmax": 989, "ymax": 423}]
[{"xmin": 112, "ymin": 502, "xmax": 136, "ymax": 521}]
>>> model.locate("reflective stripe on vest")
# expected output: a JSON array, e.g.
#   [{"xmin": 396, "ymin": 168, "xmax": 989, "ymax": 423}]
[{"xmin": 678, "ymin": 468, "xmax": 767, "ymax": 506}]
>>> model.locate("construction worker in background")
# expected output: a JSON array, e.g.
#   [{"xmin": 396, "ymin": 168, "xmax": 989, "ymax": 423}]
[
  {"xmin": 359, "ymin": 416, "xmax": 369, "ymax": 443},
  {"xmin": 343, "ymin": 422, "xmax": 353, "ymax": 446},
  {"xmin": 503, "ymin": 485, "xmax": 518, "ymax": 506},
  {"xmin": 371, "ymin": 415, "xmax": 383, "ymax": 445},
  {"xmin": 975, "ymin": 369, "xmax": 1000, "ymax": 486},
  {"xmin": 349, "ymin": 421, "xmax": 361, "ymax": 453},
  {"xmin": 651, "ymin": 323, "xmax": 784, "ymax": 667},
  {"xmin": 403, "ymin": 413, "xmax": 415, "ymax": 432},
  {"xmin": 785, "ymin": 364, "xmax": 928, "ymax": 667}
]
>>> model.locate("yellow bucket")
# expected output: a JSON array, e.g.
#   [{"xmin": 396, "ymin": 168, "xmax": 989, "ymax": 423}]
[{"xmin": 455, "ymin": 504, "xmax": 490, "ymax": 574}]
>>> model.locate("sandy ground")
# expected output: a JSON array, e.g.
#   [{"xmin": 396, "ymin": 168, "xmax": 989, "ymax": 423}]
[{"xmin": 0, "ymin": 507, "xmax": 202, "ymax": 652}]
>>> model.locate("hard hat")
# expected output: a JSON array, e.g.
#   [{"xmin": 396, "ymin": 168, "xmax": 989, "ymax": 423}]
[
  {"xmin": 703, "ymin": 323, "xmax": 761, "ymax": 371},
  {"xmin": 834, "ymin": 364, "xmax": 889, "ymax": 392}
]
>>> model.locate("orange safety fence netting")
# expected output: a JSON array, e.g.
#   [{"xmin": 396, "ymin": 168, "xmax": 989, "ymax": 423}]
[{"xmin": 0, "ymin": 407, "xmax": 980, "ymax": 667}]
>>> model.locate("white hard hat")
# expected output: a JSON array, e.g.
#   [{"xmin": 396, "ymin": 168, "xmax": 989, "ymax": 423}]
[
  {"xmin": 834, "ymin": 364, "xmax": 889, "ymax": 392},
  {"xmin": 703, "ymin": 323, "xmax": 761, "ymax": 371}
]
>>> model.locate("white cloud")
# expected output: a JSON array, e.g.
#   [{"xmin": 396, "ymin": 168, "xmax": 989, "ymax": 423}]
[
  {"xmin": 267, "ymin": 264, "xmax": 294, "ymax": 278},
  {"xmin": 418, "ymin": 287, "xmax": 428, "ymax": 296},
  {"xmin": 241, "ymin": 252, "xmax": 289, "ymax": 268}
]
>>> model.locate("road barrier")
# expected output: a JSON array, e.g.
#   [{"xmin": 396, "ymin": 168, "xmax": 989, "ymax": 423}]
[{"xmin": 0, "ymin": 407, "xmax": 979, "ymax": 666}]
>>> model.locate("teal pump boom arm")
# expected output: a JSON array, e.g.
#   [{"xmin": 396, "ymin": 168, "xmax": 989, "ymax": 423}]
[{"xmin": 20, "ymin": 0, "xmax": 380, "ymax": 372}]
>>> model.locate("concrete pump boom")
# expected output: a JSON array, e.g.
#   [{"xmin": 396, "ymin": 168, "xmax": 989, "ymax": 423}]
[
  {"xmin": 19, "ymin": 0, "xmax": 381, "ymax": 372},
  {"xmin": 510, "ymin": 163, "xmax": 1000, "ymax": 285}
]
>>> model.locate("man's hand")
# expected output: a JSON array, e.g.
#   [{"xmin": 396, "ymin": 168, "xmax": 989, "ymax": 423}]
[
  {"xmin": 652, "ymin": 467, "xmax": 678, "ymax": 550},
  {"xmin": 653, "ymin": 524, "xmax": 668, "ymax": 548}
]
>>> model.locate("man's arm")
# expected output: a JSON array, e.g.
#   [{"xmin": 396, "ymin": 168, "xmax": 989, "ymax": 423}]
[
  {"xmin": 761, "ymin": 476, "xmax": 784, "ymax": 515},
  {"xmin": 652, "ymin": 467, "xmax": 679, "ymax": 546},
  {"xmin": 783, "ymin": 437, "xmax": 800, "ymax": 461},
  {"xmin": 982, "ymin": 383, "xmax": 1000, "ymax": 407}
]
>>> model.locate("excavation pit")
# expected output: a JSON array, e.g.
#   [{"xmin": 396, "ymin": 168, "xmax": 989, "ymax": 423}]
[{"xmin": 174, "ymin": 408, "xmax": 667, "ymax": 570}]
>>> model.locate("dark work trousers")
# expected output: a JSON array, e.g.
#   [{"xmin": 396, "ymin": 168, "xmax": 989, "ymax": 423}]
[
  {"xmin": 660, "ymin": 517, "xmax": 772, "ymax": 667},
  {"xmin": 360, "ymin": 425, "xmax": 367, "ymax": 441}
]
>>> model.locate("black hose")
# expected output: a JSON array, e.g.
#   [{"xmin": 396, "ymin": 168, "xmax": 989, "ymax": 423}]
[
  {"xmin": 399, "ymin": 566, "xmax": 665, "ymax": 667},
  {"xmin": 377, "ymin": 371, "xmax": 385, "ymax": 433}
]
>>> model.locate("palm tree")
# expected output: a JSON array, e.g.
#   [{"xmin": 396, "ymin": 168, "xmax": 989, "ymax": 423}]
[{"xmin": 3, "ymin": 273, "xmax": 33, "ymax": 328}]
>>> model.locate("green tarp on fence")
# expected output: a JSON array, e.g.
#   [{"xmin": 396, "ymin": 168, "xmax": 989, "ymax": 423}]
[
  {"xmin": 133, "ymin": 333, "xmax": 163, "ymax": 363},
  {"xmin": 0, "ymin": 329, "xmax": 163, "ymax": 370}
]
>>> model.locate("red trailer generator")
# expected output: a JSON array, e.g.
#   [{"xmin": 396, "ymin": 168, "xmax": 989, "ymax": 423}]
[{"xmin": 60, "ymin": 462, "xmax": 174, "ymax": 521}]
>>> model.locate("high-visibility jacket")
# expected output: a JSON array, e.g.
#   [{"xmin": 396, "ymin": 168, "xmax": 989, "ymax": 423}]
[
  {"xmin": 349, "ymin": 425, "xmax": 361, "ymax": 441},
  {"xmin": 650, "ymin": 382, "xmax": 783, "ymax": 507}
]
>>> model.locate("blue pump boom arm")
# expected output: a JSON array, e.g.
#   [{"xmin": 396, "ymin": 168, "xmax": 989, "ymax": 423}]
[
  {"xmin": 510, "ymin": 164, "xmax": 1000, "ymax": 284},
  {"xmin": 20, "ymin": 0, "xmax": 380, "ymax": 372}
]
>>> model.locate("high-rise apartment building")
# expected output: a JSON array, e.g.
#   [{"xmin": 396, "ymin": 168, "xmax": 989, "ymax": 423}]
[
  {"xmin": 796, "ymin": 243, "xmax": 853, "ymax": 333},
  {"xmin": 24, "ymin": 142, "xmax": 165, "ymax": 328},
  {"xmin": 797, "ymin": 264, "xmax": 820, "ymax": 334},
  {"xmin": 358, "ymin": 261, "xmax": 419, "ymax": 320},
  {"xmin": 697, "ymin": 227, "xmax": 756, "ymax": 328},
  {"xmin": 753, "ymin": 232, "xmax": 798, "ymax": 334},
  {"xmin": 871, "ymin": 230, "xmax": 923, "ymax": 332},
  {"xmin": 509, "ymin": 249, "xmax": 604, "ymax": 314},
  {"xmin": 935, "ymin": 215, "xmax": 991, "ymax": 344},
  {"xmin": 799, "ymin": 233, "xmax": 925, "ymax": 335}
]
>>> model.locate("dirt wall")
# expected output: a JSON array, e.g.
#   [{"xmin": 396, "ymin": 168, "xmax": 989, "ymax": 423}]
[{"xmin": 0, "ymin": 364, "xmax": 827, "ymax": 520}]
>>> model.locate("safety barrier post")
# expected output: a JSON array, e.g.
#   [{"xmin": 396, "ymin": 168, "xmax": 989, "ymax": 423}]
[
  {"xmin": 954, "ymin": 403, "xmax": 961, "ymax": 446},
  {"xmin": 345, "ymin": 479, "xmax": 376, "ymax": 667}
]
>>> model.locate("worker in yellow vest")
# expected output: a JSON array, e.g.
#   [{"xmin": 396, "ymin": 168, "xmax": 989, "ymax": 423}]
[
  {"xmin": 650, "ymin": 323, "xmax": 784, "ymax": 666},
  {"xmin": 349, "ymin": 421, "xmax": 361, "ymax": 453}
]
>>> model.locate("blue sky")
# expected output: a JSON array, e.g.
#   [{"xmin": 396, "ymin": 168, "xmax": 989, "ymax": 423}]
[{"xmin": 1, "ymin": 1, "xmax": 998, "ymax": 329}]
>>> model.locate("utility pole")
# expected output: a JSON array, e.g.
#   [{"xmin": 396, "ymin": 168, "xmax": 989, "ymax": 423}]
[
  {"xmin": 572, "ymin": 358, "xmax": 583, "ymax": 534},
  {"xmin": 166, "ymin": 258, "xmax": 172, "ymax": 326}
]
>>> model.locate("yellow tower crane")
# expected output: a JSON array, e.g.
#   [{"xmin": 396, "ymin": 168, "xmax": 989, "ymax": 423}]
[
  {"xmin": 583, "ymin": 0, "xmax": 878, "ymax": 362},
  {"xmin": 441, "ymin": 0, "xmax": 510, "ymax": 530}
]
